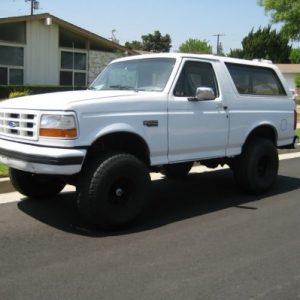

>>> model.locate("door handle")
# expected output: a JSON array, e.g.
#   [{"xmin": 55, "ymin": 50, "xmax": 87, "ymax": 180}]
[{"xmin": 216, "ymin": 103, "xmax": 228, "ymax": 110}]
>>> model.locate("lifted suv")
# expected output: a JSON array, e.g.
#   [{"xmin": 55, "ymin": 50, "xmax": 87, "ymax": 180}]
[{"xmin": 0, "ymin": 53, "xmax": 297, "ymax": 228}]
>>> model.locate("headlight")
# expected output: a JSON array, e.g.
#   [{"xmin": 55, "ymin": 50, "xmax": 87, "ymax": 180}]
[{"xmin": 39, "ymin": 114, "xmax": 78, "ymax": 138}]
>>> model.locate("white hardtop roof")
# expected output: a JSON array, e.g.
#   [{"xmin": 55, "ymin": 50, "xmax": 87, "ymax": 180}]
[{"xmin": 113, "ymin": 52, "xmax": 278, "ymax": 69}]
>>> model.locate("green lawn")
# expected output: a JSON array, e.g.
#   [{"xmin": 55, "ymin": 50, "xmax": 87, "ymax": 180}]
[
  {"xmin": 0, "ymin": 164, "xmax": 8, "ymax": 177},
  {"xmin": 297, "ymin": 128, "xmax": 300, "ymax": 140}
]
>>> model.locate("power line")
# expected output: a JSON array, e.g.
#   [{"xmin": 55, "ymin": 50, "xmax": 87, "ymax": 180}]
[
  {"xmin": 25, "ymin": 0, "xmax": 40, "ymax": 15},
  {"xmin": 213, "ymin": 34, "xmax": 225, "ymax": 55}
]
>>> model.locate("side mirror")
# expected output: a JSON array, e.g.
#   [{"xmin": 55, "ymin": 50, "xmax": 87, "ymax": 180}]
[{"xmin": 188, "ymin": 87, "xmax": 216, "ymax": 101}]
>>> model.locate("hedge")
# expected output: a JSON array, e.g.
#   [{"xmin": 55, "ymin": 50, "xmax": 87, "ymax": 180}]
[
  {"xmin": 295, "ymin": 75, "xmax": 300, "ymax": 88},
  {"xmin": 0, "ymin": 85, "xmax": 86, "ymax": 100}
]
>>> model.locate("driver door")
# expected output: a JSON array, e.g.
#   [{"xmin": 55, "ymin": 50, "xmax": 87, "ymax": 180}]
[{"xmin": 168, "ymin": 59, "xmax": 229, "ymax": 162}]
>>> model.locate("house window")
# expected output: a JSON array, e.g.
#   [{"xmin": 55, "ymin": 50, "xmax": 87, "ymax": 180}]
[
  {"xmin": 0, "ymin": 45, "xmax": 24, "ymax": 85},
  {"xmin": 0, "ymin": 22, "xmax": 26, "ymax": 44},
  {"xmin": 60, "ymin": 51, "xmax": 87, "ymax": 86},
  {"xmin": 0, "ymin": 68, "xmax": 8, "ymax": 85},
  {"xmin": 10, "ymin": 69, "xmax": 24, "ymax": 85}
]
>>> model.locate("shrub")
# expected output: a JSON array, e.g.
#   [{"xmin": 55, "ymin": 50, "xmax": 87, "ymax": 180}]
[
  {"xmin": 290, "ymin": 48, "xmax": 300, "ymax": 63},
  {"xmin": 0, "ymin": 85, "xmax": 86, "ymax": 100},
  {"xmin": 9, "ymin": 90, "xmax": 31, "ymax": 99},
  {"xmin": 295, "ymin": 75, "xmax": 300, "ymax": 88}
]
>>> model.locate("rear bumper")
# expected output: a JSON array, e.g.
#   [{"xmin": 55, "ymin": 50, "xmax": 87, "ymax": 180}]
[{"xmin": 0, "ymin": 139, "xmax": 86, "ymax": 175}]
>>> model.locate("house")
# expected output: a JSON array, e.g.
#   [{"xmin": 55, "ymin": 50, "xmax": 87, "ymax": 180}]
[
  {"xmin": 276, "ymin": 64, "xmax": 300, "ymax": 91},
  {"xmin": 0, "ymin": 13, "xmax": 137, "ymax": 87}
]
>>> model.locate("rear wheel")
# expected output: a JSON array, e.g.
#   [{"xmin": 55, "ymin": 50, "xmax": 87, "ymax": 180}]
[
  {"xmin": 232, "ymin": 138, "xmax": 278, "ymax": 194},
  {"xmin": 9, "ymin": 168, "xmax": 66, "ymax": 199},
  {"xmin": 77, "ymin": 153, "xmax": 151, "ymax": 229},
  {"xmin": 161, "ymin": 162, "xmax": 193, "ymax": 179}
]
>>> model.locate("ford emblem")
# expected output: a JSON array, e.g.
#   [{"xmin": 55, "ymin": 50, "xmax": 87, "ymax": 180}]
[{"xmin": 8, "ymin": 121, "xmax": 19, "ymax": 128}]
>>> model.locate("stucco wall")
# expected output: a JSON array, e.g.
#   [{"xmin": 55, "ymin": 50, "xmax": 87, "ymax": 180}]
[
  {"xmin": 25, "ymin": 20, "xmax": 59, "ymax": 85},
  {"xmin": 88, "ymin": 51, "xmax": 122, "ymax": 84}
]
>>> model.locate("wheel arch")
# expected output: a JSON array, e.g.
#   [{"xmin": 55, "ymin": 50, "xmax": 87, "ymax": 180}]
[
  {"xmin": 85, "ymin": 130, "xmax": 151, "ymax": 166},
  {"xmin": 243, "ymin": 123, "xmax": 278, "ymax": 150}
]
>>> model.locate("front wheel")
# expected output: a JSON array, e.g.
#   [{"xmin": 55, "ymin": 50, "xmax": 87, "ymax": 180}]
[
  {"xmin": 232, "ymin": 138, "xmax": 279, "ymax": 194},
  {"xmin": 9, "ymin": 168, "xmax": 66, "ymax": 199},
  {"xmin": 77, "ymin": 153, "xmax": 151, "ymax": 229}
]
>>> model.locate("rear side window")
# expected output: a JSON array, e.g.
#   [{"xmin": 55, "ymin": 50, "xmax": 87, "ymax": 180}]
[{"xmin": 226, "ymin": 63, "xmax": 286, "ymax": 96}]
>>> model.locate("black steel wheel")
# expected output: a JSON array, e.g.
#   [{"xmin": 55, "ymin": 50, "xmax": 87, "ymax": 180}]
[
  {"xmin": 77, "ymin": 153, "xmax": 151, "ymax": 229},
  {"xmin": 232, "ymin": 138, "xmax": 279, "ymax": 194}
]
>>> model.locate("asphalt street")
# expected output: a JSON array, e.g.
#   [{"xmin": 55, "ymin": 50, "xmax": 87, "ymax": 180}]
[{"xmin": 0, "ymin": 156, "xmax": 300, "ymax": 300}]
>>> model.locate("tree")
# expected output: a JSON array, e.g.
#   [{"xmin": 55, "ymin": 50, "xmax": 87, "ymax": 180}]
[
  {"xmin": 141, "ymin": 31, "xmax": 172, "ymax": 52},
  {"xmin": 258, "ymin": 0, "xmax": 300, "ymax": 40},
  {"xmin": 289, "ymin": 48, "xmax": 300, "ymax": 63},
  {"xmin": 229, "ymin": 26, "xmax": 291, "ymax": 63},
  {"xmin": 228, "ymin": 48, "xmax": 244, "ymax": 58},
  {"xmin": 178, "ymin": 38, "xmax": 212, "ymax": 54},
  {"xmin": 242, "ymin": 26, "xmax": 291, "ymax": 63},
  {"xmin": 124, "ymin": 40, "xmax": 143, "ymax": 51},
  {"xmin": 125, "ymin": 31, "xmax": 172, "ymax": 52}
]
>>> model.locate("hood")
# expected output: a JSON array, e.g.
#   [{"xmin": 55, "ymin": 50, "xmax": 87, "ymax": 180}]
[{"xmin": 0, "ymin": 90, "xmax": 141, "ymax": 111}]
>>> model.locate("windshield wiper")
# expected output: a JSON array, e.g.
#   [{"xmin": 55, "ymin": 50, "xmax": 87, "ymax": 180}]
[{"xmin": 109, "ymin": 85, "xmax": 135, "ymax": 90}]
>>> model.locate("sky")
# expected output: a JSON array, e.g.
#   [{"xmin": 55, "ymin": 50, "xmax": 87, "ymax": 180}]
[{"xmin": 0, "ymin": 0, "xmax": 291, "ymax": 53}]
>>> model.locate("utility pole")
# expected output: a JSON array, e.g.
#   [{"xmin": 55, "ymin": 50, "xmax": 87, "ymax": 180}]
[
  {"xmin": 213, "ymin": 34, "xmax": 225, "ymax": 55},
  {"xmin": 25, "ymin": 0, "xmax": 40, "ymax": 15}
]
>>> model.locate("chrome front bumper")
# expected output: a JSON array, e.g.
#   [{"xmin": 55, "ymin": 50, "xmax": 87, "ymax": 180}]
[{"xmin": 0, "ymin": 139, "xmax": 86, "ymax": 175}]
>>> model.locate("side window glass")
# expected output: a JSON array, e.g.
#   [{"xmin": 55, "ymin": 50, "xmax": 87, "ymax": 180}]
[
  {"xmin": 174, "ymin": 61, "xmax": 219, "ymax": 97},
  {"xmin": 226, "ymin": 63, "xmax": 286, "ymax": 96}
]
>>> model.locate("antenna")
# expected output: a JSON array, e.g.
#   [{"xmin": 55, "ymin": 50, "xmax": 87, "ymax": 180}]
[
  {"xmin": 25, "ymin": 0, "xmax": 40, "ymax": 15},
  {"xmin": 110, "ymin": 29, "xmax": 119, "ymax": 44}
]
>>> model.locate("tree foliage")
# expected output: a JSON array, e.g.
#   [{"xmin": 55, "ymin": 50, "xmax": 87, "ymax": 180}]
[
  {"xmin": 228, "ymin": 48, "xmax": 244, "ymax": 59},
  {"xmin": 141, "ymin": 31, "xmax": 172, "ymax": 52},
  {"xmin": 258, "ymin": 0, "xmax": 300, "ymax": 40},
  {"xmin": 228, "ymin": 26, "xmax": 291, "ymax": 63},
  {"xmin": 125, "ymin": 31, "xmax": 172, "ymax": 52},
  {"xmin": 178, "ymin": 38, "xmax": 212, "ymax": 54},
  {"xmin": 295, "ymin": 75, "xmax": 300, "ymax": 88},
  {"xmin": 124, "ymin": 40, "xmax": 143, "ymax": 51},
  {"xmin": 289, "ymin": 48, "xmax": 300, "ymax": 63}
]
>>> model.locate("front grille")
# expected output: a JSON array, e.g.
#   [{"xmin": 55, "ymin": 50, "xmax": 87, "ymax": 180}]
[{"xmin": 0, "ymin": 109, "xmax": 39, "ymax": 140}]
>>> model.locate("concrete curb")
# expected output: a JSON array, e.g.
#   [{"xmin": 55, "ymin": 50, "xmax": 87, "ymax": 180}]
[{"xmin": 0, "ymin": 178, "xmax": 14, "ymax": 194}]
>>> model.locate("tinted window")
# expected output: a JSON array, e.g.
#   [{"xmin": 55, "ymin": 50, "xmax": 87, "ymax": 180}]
[
  {"xmin": 60, "ymin": 71, "xmax": 72, "ymax": 85},
  {"xmin": 226, "ymin": 63, "xmax": 286, "ymax": 96},
  {"xmin": 74, "ymin": 72, "xmax": 86, "ymax": 86},
  {"xmin": 174, "ymin": 61, "xmax": 219, "ymax": 97},
  {"xmin": 0, "ymin": 68, "xmax": 8, "ymax": 85},
  {"xmin": 61, "ymin": 52, "xmax": 86, "ymax": 70},
  {"xmin": 10, "ymin": 69, "xmax": 23, "ymax": 85},
  {"xmin": 60, "ymin": 71, "xmax": 86, "ymax": 86},
  {"xmin": 0, "ymin": 22, "xmax": 26, "ymax": 43},
  {"xmin": 0, "ymin": 46, "xmax": 24, "ymax": 66}
]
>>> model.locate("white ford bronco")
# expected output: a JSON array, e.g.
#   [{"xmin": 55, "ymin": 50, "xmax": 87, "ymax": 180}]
[{"xmin": 0, "ymin": 53, "xmax": 297, "ymax": 228}]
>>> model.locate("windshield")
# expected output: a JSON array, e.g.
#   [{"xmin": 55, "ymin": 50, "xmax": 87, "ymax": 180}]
[{"xmin": 89, "ymin": 58, "xmax": 176, "ymax": 92}]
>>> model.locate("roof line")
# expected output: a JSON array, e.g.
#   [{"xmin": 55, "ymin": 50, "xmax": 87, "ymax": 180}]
[{"xmin": 0, "ymin": 13, "xmax": 138, "ymax": 55}]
